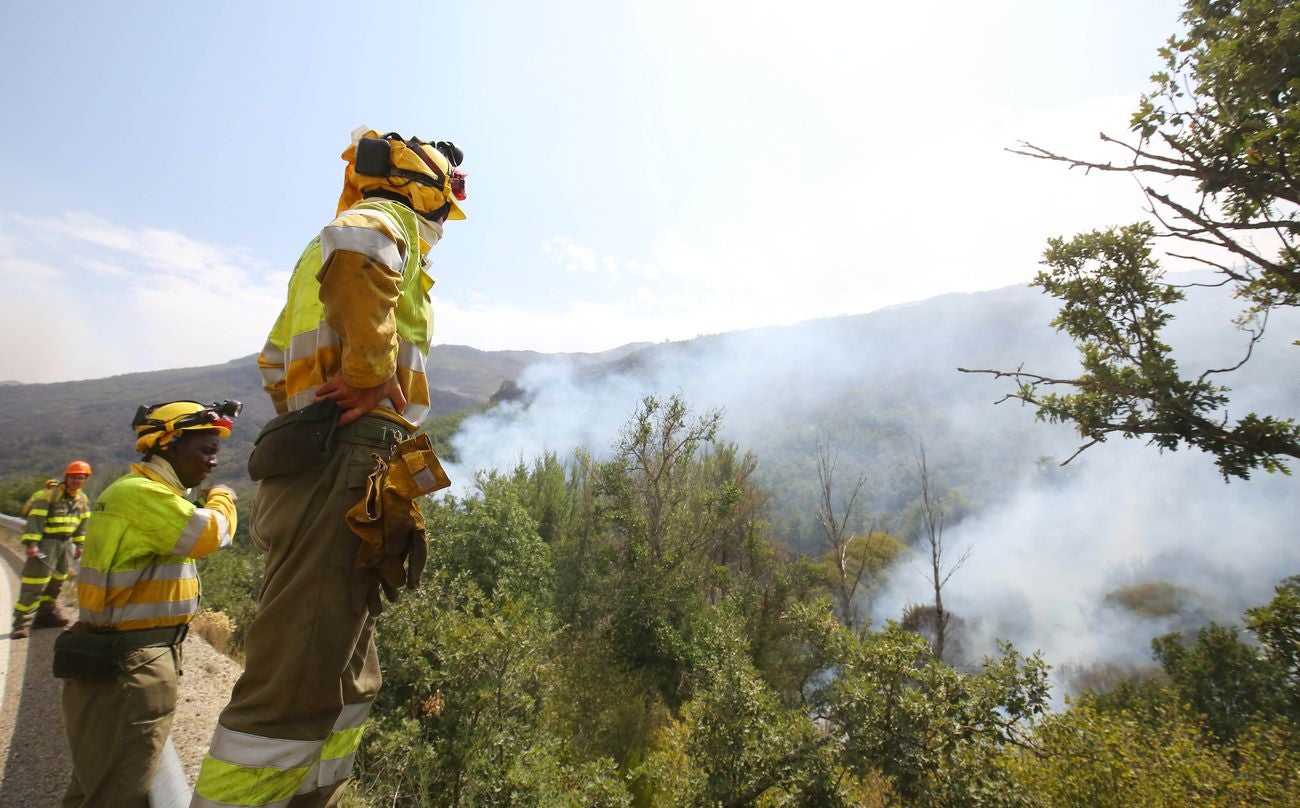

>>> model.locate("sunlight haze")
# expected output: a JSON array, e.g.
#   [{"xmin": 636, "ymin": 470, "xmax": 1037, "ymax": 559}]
[{"xmin": 0, "ymin": 0, "xmax": 1186, "ymax": 383}]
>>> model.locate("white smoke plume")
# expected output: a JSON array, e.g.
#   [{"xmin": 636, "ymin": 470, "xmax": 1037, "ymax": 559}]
[{"xmin": 446, "ymin": 280, "xmax": 1300, "ymax": 693}]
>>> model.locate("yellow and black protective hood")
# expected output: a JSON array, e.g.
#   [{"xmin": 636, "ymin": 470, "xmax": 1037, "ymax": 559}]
[{"xmin": 337, "ymin": 128, "xmax": 466, "ymax": 221}]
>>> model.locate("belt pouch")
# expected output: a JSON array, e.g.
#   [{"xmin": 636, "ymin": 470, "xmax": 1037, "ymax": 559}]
[
  {"xmin": 392, "ymin": 433, "xmax": 452, "ymax": 496},
  {"xmin": 248, "ymin": 399, "xmax": 339, "ymax": 481},
  {"xmin": 52, "ymin": 630, "xmax": 125, "ymax": 680}
]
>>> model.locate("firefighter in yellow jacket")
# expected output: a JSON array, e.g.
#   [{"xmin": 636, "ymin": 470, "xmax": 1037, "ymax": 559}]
[
  {"xmin": 59, "ymin": 400, "xmax": 239, "ymax": 807},
  {"xmin": 193, "ymin": 128, "xmax": 460, "ymax": 807},
  {"xmin": 11, "ymin": 459, "xmax": 92, "ymax": 639}
]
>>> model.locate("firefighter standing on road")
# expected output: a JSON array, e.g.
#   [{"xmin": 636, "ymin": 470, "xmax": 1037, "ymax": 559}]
[
  {"xmin": 193, "ymin": 128, "xmax": 460, "ymax": 807},
  {"xmin": 10, "ymin": 460, "xmax": 92, "ymax": 639},
  {"xmin": 59, "ymin": 399, "xmax": 239, "ymax": 807}
]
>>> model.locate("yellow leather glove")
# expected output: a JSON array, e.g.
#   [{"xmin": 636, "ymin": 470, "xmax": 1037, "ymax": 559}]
[{"xmin": 345, "ymin": 434, "xmax": 448, "ymax": 615}]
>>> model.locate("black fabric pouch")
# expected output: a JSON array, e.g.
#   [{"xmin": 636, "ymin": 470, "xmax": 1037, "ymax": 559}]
[
  {"xmin": 247, "ymin": 400, "xmax": 340, "ymax": 481},
  {"xmin": 52, "ymin": 629, "xmax": 125, "ymax": 680}
]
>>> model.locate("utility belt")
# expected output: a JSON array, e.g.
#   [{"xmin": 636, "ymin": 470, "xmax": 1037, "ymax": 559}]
[
  {"xmin": 52, "ymin": 623, "xmax": 188, "ymax": 680},
  {"xmin": 333, "ymin": 416, "xmax": 410, "ymax": 453},
  {"xmin": 248, "ymin": 400, "xmax": 412, "ymax": 481}
]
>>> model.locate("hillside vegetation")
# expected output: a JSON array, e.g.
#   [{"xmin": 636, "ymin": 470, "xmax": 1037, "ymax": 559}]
[
  {"xmin": 5, "ymin": 277, "xmax": 1286, "ymax": 804},
  {"xmin": 3, "ymin": 281, "xmax": 1295, "ymax": 805},
  {"xmin": 380, "ymin": 397, "xmax": 1300, "ymax": 804},
  {"xmin": 0, "ymin": 343, "xmax": 639, "ymax": 499}
]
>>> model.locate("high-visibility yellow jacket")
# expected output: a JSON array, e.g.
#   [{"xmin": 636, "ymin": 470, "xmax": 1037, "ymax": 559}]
[
  {"xmin": 257, "ymin": 198, "xmax": 436, "ymax": 426},
  {"xmin": 76, "ymin": 463, "xmax": 237, "ymax": 631},
  {"xmin": 22, "ymin": 482, "xmax": 89, "ymax": 545}
]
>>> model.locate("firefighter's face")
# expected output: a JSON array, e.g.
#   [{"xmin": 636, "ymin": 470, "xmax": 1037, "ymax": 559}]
[
  {"xmin": 64, "ymin": 473, "xmax": 88, "ymax": 492},
  {"xmin": 161, "ymin": 430, "xmax": 222, "ymax": 489}
]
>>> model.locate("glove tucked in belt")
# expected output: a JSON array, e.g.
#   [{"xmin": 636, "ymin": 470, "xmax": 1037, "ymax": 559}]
[{"xmin": 345, "ymin": 433, "xmax": 451, "ymax": 615}]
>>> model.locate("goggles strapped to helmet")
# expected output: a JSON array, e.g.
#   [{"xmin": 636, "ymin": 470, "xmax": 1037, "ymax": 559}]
[
  {"xmin": 351, "ymin": 132, "xmax": 467, "ymax": 221},
  {"xmin": 132, "ymin": 400, "xmax": 243, "ymax": 439},
  {"xmin": 427, "ymin": 140, "xmax": 468, "ymax": 201}
]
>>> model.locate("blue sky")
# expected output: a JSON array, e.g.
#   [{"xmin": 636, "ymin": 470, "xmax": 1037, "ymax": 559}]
[{"xmin": 0, "ymin": 0, "xmax": 1188, "ymax": 384}]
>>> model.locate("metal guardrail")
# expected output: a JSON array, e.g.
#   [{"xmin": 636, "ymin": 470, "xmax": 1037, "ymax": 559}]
[{"xmin": 0, "ymin": 513, "xmax": 25, "ymax": 532}]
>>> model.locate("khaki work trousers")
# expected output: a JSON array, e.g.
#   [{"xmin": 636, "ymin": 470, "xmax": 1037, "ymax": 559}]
[
  {"xmin": 61, "ymin": 645, "xmax": 179, "ymax": 808},
  {"xmin": 210, "ymin": 436, "xmax": 382, "ymax": 806},
  {"xmin": 12, "ymin": 537, "xmax": 71, "ymax": 629}
]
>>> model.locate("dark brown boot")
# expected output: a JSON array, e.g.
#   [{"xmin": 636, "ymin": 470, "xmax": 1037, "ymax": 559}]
[{"xmin": 32, "ymin": 610, "xmax": 69, "ymax": 629}]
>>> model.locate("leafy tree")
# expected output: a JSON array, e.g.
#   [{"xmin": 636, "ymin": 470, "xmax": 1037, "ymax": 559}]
[
  {"xmin": 1000, "ymin": 701, "xmax": 1274, "ymax": 807},
  {"xmin": 595, "ymin": 394, "xmax": 763, "ymax": 708},
  {"xmin": 962, "ymin": 0, "xmax": 1300, "ymax": 479},
  {"xmin": 1244, "ymin": 575, "xmax": 1300, "ymax": 715},
  {"xmin": 366, "ymin": 574, "xmax": 580, "ymax": 807},
  {"xmin": 1077, "ymin": 575, "xmax": 1300, "ymax": 785},
  {"xmin": 1136, "ymin": 575, "xmax": 1300, "ymax": 744},
  {"xmin": 0, "ymin": 472, "xmax": 52, "ymax": 516},
  {"xmin": 813, "ymin": 529, "xmax": 906, "ymax": 633},
  {"xmin": 423, "ymin": 474, "xmax": 554, "ymax": 605},
  {"xmin": 359, "ymin": 480, "xmax": 608, "ymax": 806},
  {"xmin": 790, "ymin": 603, "xmax": 1051, "ymax": 805},
  {"xmin": 637, "ymin": 607, "xmax": 836, "ymax": 807},
  {"xmin": 1152, "ymin": 622, "xmax": 1287, "ymax": 743}
]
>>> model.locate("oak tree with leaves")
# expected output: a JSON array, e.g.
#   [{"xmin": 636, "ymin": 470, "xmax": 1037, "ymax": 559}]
[{"xmin": 962, "ymin": 0, "xmax": 1300, "ymax": 479}]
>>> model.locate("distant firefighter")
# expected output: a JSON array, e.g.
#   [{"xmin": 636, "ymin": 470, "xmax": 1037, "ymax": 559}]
[{"xmin": 10, "ymin": 459, "xmax": 91, "ymax": 638}]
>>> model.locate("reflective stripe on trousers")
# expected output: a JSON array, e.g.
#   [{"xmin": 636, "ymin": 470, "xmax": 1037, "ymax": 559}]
[
  {"xmin": 192, "ymin": 441, "xmax": 384, "ymax": 807},
  {"xmin": 190, "ymin": 702, "xmax": 371, "ymax": 807}
]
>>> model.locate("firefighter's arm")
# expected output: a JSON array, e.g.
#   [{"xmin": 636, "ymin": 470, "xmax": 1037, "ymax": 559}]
[
  {"xmin": 317, "ymin": 244, "xmax": 406, "ymax": 426},
  {"xmin": 318, "ymin": 248, "xmax": 403, "ymax": 390},
  {"xmin": 72, "ymin": 501, "xmax": 89, "ymax": 543},
  {"xmin": 21, "ymin": 491, "xmax": 49, "ymax": 549},
  {"xmin": 175, "ymin": 486, "xmax": 238, "ymax": 559},
  {"xmin": 72, "ymin": 505, "xmax": 88, "ymax": 559},
  {"xmin": 258, "ymin": 311, "xmax": 290, "ymax": 415}
]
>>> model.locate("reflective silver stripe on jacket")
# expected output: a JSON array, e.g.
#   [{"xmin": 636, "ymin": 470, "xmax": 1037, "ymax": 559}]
[
  {"xmin": 79, "ymin": 596, "xmax": 199, "ymax": 626},
  {"xmin": 259, "ymin": 340, "xmax": 285, "ymax": 391},
  {"xmin": 279, "ymin": 332, "xmax": 428, "ymax": 420},
  {"xmin": 320, "ymin": 224, "xmax": 402, "ymax": 273},
  {"xmin": 77, "ymin": 562, "xmax": 197, "ymax": 593},
  {"xmin": 173, "ymin": 507, "xmax": 233, "ymax": 556}
]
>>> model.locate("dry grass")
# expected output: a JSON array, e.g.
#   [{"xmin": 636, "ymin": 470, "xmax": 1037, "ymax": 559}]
[{"xmin": 190, "ymin": 609, "xmax": 237, "ymax": 657}]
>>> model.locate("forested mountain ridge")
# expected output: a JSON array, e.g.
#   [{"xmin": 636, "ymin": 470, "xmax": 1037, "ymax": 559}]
[
  {"xmin": 0, "ymin": 342, "xmax": 647, "ymax": 492},
  {"xmin": 2, "ymin": 279, "xmax": 1294, "ymax": 527}
]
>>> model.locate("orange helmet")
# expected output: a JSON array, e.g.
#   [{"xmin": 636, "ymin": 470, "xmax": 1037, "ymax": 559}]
[{"xmin": 65, "ymin": 460, "xmax": 92, "ymax": 477}]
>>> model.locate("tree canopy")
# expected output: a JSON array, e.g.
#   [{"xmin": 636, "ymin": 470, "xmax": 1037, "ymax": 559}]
[{"xmin": 962, "ymin": 0, "xmax": 1300, "ymax": 479}]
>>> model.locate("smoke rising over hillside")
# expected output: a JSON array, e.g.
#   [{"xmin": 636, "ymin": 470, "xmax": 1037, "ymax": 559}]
[{"xmin": 445, "ymin": 282, "xmax": 1300, "ymax": 690}]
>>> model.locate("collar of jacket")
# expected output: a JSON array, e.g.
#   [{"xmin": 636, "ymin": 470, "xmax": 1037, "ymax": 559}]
[{"xmin": 131, "ymin": 457, "xmax": 189, "ymax": 497}]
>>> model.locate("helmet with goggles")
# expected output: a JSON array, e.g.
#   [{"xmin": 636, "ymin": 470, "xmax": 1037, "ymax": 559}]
[
  {"xmin": 337, "ymin": 127, "xmax": 467, "ymax": 222},
  {"xmin": 132, "ymin": 400, "xmax": 241, "ymax": 456}
]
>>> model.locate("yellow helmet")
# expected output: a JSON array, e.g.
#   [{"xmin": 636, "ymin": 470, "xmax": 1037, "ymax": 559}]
[
  {"xmin": 337, "ymin": 128, "xmax": 467, "ymax": 221},
  {"xmin": 132, "ymin": 400, "xmax": 240, "ymax": 455}
]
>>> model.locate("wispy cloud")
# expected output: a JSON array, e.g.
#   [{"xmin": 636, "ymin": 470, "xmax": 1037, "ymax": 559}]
[
  {"xmin": 0, "ymin": 212, "xmax": 285, "ymax": 383},
  {"xmin": 469, "ymin": 97, "xmax": 1180, "ymax": 357}
]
